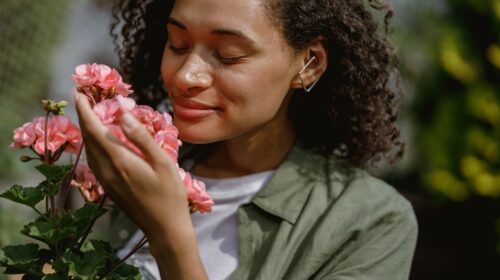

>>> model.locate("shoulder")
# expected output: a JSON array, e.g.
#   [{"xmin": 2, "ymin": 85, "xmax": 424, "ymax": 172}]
[
  {"xmin": 290, "ymin": 150, "xmax": 419, "ymax": 280},
  {"xmin": 292, "ymin": 146, "xmax": 416, "ymax": 229}
]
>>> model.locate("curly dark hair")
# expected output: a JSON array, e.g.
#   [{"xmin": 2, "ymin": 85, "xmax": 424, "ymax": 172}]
[{"xmin": 111, "ymin": 0, "xmax": 404, "ymax": 167}]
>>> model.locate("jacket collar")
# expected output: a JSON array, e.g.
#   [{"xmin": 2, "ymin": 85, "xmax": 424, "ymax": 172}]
[
  {"xmin": 251, "ymin": 142, "xmax": 326, "ymax": 224},
  {"xmin": 179, "ymin": 142, "xmax": 327, "ymax": 224}
]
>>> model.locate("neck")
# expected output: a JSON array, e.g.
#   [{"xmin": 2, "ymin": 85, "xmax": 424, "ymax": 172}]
[{"xmin": 193, "ymin": 113, "xmax": 295, "ymax": 178}]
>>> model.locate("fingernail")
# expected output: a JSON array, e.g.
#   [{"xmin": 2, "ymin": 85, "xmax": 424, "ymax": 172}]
[{"xmin": 121, "ymin": 112, "xmax": 137, "ymax": 130}]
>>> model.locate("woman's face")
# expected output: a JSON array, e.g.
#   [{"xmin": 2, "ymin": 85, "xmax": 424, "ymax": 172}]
[{"xmin": 161, "ymin": 0, "xmax": 302, "ymax": 144}]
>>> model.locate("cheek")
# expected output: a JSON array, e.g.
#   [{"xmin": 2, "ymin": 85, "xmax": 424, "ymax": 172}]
[
  {"xmin": 160, "ymin": 51, "xmax": 178, "ymax": 91},
  {"xmin": 220, "ymin": 63, "xmax": 293, "ymax": 114}
]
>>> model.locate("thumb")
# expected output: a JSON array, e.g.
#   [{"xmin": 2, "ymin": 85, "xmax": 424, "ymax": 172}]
[{"xmin": 120, "ymin": 112, "xmax": 173, "ymax": 169}]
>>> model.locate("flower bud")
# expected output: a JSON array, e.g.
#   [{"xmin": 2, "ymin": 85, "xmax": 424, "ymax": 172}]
[
  {"xmin": 42, "ymin": 99, "xmax": 69, "ymax": 115},
  {"xmin": 19, "ymin": 155, "xmax": 34, "ymax": 162},
  {"xmin": 108, "ymin": 87, "xmax": 116, "ymax": 98}
]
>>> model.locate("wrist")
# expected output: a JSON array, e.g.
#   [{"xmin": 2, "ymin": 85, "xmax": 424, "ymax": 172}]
[{"xmin": 148, "ymin": 225, "xmax": 208, "ymax": 279}]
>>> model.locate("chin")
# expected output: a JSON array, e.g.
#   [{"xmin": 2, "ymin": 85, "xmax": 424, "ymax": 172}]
[{"xmin": 177, "ymin": 127, "xmax": 218, "ymax": 145}]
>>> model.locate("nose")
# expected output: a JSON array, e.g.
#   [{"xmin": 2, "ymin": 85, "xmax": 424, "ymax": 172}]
[{"xmin": 174, "ymin": 53, "xmax": 213, "ymax": 93}]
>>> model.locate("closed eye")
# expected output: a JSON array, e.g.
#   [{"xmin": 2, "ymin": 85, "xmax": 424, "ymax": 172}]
[
  {"xmin": 213, "ymin": 52, "xmax": 247, "ymax": 65},
  {"xmin": 168, "ymin": 44, "xmax": 189, "ymax": 54}
]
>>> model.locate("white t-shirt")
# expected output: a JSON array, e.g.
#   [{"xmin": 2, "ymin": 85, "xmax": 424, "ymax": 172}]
[{"xmin": 119, "ymin": 168, "xmax": 275, "ymax": 280}]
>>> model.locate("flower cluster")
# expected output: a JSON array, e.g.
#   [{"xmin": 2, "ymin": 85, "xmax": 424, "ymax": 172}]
[
  {"xmin": 92, "ymin": 95, "xmax": 181, "ymax": 162},
  {"xmin": 72, "ymin": 63, "xmax": 213, "ymax": 213},
  {"xmin": 72, "ymin": 63, "xmax": 133, "ymax": 103},
  {"xmin": 178, "ymin": 168, "xmax": 214, "ymax": 213},
  {"xmin": 10, "ymin": 115, "xmax": 81, "ymax": 162},
  {"xmin": 2, "ymin": 63, "xmax": 215, "ymax": 279},
  {"xmin": 70, "ymin": 163, "xmax": 104, "ymax": 203}
]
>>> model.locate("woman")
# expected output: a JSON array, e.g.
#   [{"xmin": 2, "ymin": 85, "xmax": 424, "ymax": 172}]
[{"xmin": 75, "ymin": 0, "xmax": 418, "ymax": 279}]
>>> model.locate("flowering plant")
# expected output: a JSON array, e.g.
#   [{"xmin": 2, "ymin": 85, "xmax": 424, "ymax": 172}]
[{"xmin": 0, "ymin": 63, "xmax": 214, "ymax": 279}]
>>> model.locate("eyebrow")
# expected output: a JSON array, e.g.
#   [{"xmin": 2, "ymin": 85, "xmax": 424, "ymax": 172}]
[{"xmin": 167, "ymin": 17, "xmax": 256, "ymax": 46}]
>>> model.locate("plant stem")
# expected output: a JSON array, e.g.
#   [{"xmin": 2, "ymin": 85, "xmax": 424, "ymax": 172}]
[
  {"xmin": 50, "ymin": 195, "xmax": 56, "ymax": 214},
  {"xmin": 31, "ymin": 206, "xmax": 48, "ymax": 219},
  {"xmin": 43, "ymin": 111, "xmax": 57, "ymax": 216},
  {"xmin": 76, "ymin": 195, "xmax": 107, "ymax": 250},
  {"xmin": 43, "ymin": 111, "xmax": 51, "ymax": 214},
  {"xmin": 100, "ymin": 235, "xmax": 148, "ymax": 278},
  {"xmin": 59, "ymin": 143, "xmax": 85, "ymax": 209},
  {"xmin": 43, "ymin": 111, "xmax": 50, "ymax": 164}
]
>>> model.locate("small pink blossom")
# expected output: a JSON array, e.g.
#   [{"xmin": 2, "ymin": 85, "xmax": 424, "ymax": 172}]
[
  {"xmin": 71, "ymin": 64, "xmax": 97, "ymax": 87},
  {"xmin": 93, "ymin": 95, "xmax": 136, "ymax": 125},
  {"xmin": 10, "ymin": 120, "xmax": 38, "ymax": 149},
  {"xmin": 93, "ymin": 96, "xmax": 181, "ymax": 162},
  {"xmin": 10, "ymin": 116, "xmax": 82, "ymax": 158},
  {"xmin": 72, "ymin": 63, "xmax": 133, "ymax": 102},
  {"xmin": 178, "ymin": 168, "xmax": 214, "ymax": 213},
  {"xmin": 70, "ymin": 163, "xmax": 105, "ymax": 203}
]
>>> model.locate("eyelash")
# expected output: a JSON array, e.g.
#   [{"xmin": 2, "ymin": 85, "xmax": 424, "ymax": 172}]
[{"xmin": 167, "ymin": 44, "xmax": 244, "ymax": 65}]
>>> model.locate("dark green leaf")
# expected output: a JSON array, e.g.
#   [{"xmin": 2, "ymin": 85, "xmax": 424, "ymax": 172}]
[
  {"xmin": 0, "ymin": 244, "xmax": 39, "ymax": 272},
  {"xmin": 42, "ymin": 274, "xmax": 66, "ymax": 280},
  {"xmin": 21, "ymin": 216, "xmax": 79, "ymax": 247},
  {"xmin": 35, "ymin": 164, "xmax": 72, "ymax": 183},
  {"xmin": 81, "ymin": 240, "xmax": 115, "ymax": 256},
  {"xmin": 72, "ymin": 204, "xmax": 108, "ymax": 234},
  {"xmin": 63, "ymin": 251, "xmax": 107, "ymax": 279},
  {"xmin": 51, "ymin": 259, "xmax": 68, "ymax": 274},
  {"xmin": 106, "ymin": 263, "xmax": 141, "ymax": 280},
  {"xmin": 38, "ymin": 180, "xmax": 58, "ymax": 197},
  {"xmin": 0, "ymin": 185, "xmax": 44, "ymax": 208}
]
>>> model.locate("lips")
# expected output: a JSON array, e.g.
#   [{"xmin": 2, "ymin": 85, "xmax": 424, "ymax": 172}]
[{"xmin": 171, "ymin": 97, "xmax": 220, "ymax": 120}]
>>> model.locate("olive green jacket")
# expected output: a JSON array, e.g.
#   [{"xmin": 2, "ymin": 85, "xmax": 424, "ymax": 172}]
[
  {"xmin": 111, "ymin": 143, "xmax": 418, "ymax": 279},
  {"xmin": 227, "ymin": 144, "xmax": 418, "ymax": 280}
]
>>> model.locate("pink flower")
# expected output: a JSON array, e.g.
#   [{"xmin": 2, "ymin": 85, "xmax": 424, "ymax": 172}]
[
  {"xmin": 71, "ymin": 64, "xmax": 97, "ymax": 87},
  {"xmin": 92, "ymin": 64, "xmax": 132, "ymax": 95},
  {"xmin": 10, "ymin": 120, "xmax": 38, "ymax": 149},
  {"xmin": 72, "ymin": 63, "xmax": 133, "ymax": 102},
  {"xmin": 70, "ymin": 163, "xmax": 105, "ymax": 203},
  {"xmin": 178, "ymin": 168, "xmax": 214, "ymax": 213},
  {"xmin": 93, "ymin": 95, "xmax": 136, "ymax": 125},
  {"xmin": 70, "ymin": 64, "xmax": 214, "ymax": 212},
  {"xmin": 10, "ymin": 116, "xmax": 82, "ymax": 158},
  {"xmin": 93, "ymin": 96, "xmax": 181, "ymax": 162}
]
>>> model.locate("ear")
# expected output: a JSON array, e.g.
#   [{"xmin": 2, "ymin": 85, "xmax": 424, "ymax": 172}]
[{"xmin": 290, "ymin": 36, "xmax": 328, "ymax": 91}]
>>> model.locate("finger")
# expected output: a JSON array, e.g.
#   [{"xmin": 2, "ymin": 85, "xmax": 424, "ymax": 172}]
[
  {"xmin": 120, "ymin": 112, "xmax": 173, "ymax": 169},
  {"xmin": 74, "ymin": 93, "xmax": 108, "ymax": 144},
  {"xmin": 74, "ymin": 93, "xmax": 128, "ymax": 155}
]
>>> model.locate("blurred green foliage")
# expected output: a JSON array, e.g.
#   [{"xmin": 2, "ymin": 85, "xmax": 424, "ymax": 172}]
[
  {"xmin": 0, "ymin": 0, "xmax": 71, "ymax": 179},
  {"xmin": 399, "ymin": 0, "xmax": 499, "ymax": 202}
]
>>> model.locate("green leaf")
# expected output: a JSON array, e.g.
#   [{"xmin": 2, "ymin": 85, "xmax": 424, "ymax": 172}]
[
  {"xmin": 35, "ymin": 164, "xmax": 72, "ymax": 183},
  {"xmin": 34, "ymin": 164, "xmax": 72, "ymax": 197},
  {"xmin": 106, "ymin": 263, "xmax": 141, "ymax": 280},
  {"xmin": 42, "ymin": 274, "xmax": 66, "ymax": 280},
  {"xmin": 105, "ymin": 267, "xmax": 141, "ymax": 279},
  {"xmin": 0, "ymin": 185, "xmax": 44, "ymax": 208},
  {"xmin": 21, "ymin": 205, "xmax": 108, "ymax": 248},
  {"xmin": 63, "ymin": 251, "xmax": 107, "ymax": 279},
  {"xmin": 38, "ymin": 180, "xmax": 58, "ymax": 197},
  {"xmin": 0, "ymin": 244, "xmax": 39, "ymax": 273},
  {"xmin": 21, "ymin": 216, "xmax": 79, "ymax": 247},
  {"xmin": 72, "ymin": 204, "xmax": 108, "ymax": 234},
  {"xmin": 81, "ymin": 240, "xmax": 115, "ymax": 255},
  {"xmin": 51, "ymin": 258, "xmax": 68, "ymax": 274}
]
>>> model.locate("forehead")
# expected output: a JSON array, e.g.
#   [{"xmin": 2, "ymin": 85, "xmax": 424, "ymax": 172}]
[{"xmin": 170, "ymin": 0, "xmax": 283, "ymax": 44}]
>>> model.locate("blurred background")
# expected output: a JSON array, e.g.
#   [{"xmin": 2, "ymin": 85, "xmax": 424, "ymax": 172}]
[{"xmin": 0, "ymin": 0, "xmax": 498, "ymax": 279}]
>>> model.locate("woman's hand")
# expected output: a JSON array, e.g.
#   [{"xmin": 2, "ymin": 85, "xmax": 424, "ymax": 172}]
[{"xmin": 74, "ymin": 93, "xmax": 208, "ymax": 279}]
